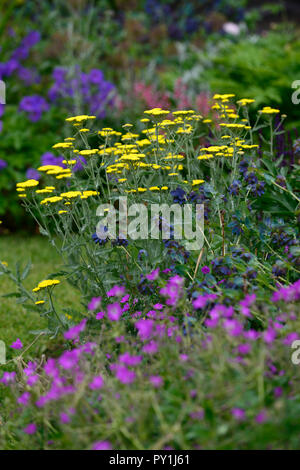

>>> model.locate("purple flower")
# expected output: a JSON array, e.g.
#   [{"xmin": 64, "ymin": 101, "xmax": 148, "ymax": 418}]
[
  {"xmin": 27, "ymin": 375, "xmax": 39, "ymax": 387},
  {"xmin": 17, "ymin": 392, "xmax": 30, "ymax": 406},
  {"xmin": 255, "ymin": 410, "xmax": 267, "ymax": 424},
  {"xmin": 88, "ymin": 296, "xmax": 102, "ymax": 311},
  {"xmin": 272, "ymin": 279, "xmax": 300, "ymax": 303},
  {"xmin": 244, "ymin": 329, "xmax": 260, "ymax": 341},
  {"xmin": 107, "ymin": 285, "xmax": 125, "ymax": 297},
  {"xmin": 64, "ymin": 319, "xmax": 87, "ymax": 341},
  {"xmin": 283, "ymin": 332, "xmax": 299, "ymax": 346},
  {"xmin": 263, "ymin": 327, "xmax": 276, "ymax": 344},
  {"xmin": 274, "ymin": 387, "xmax": 283, "ymax": 398},
  {"xmin": 201, "ymin": 265, "xmax": 210, "ymax": 274},
  {"xmin": 26, "ymin": 167, "xmax": 41, "ymax": 180},
  {"xmin": 0, "ymin": 159, "xmax": 7, "ymax": 170},
  {"xmin": 40, "ymin": 151, "xmax": 64, "ymax": 168},
  {"xmin": 23, "ymin": 423, "xmax": 37, "ymax": 435},
  {"xmin": 149, "ymin": 375, "xmax": 163, "ymax": 388},
  {"xmin": 92, "ymin": 440, "xmax": 112, "ymax": 450},
  {"xmin": 240, "ymin": 294, "xmax": 256, "ymax": 318},
  {"xmin": 60, "ymin": 412, "xmax": 71, "ymax": 424},
  {"xmin": 22, "ymin": 31, "xmax": 41, "ymax": 48},
  {"xmin": 193, "ymin": 293, "xmax": 217, "ymax": 309},
  {"xmin": 231, "ymin": 407, "xmax": 246, "ymax": 421},
  {"xmin": 115, "ymin": 365, "xmax": 136, "ymax": 384},
  {"xmin": 119, "ymin": 352, "xmax": 142, "ymax": 366},
  {"xmin": 135, "ymin": 319, "xmax": 154, "ymax": 340},
  {"xmin": 237, "ymin": 343, "xmax": 251, "ymax": 355},
  {"xmin": 153, "ymin": 303, "xmax": 163, "ymax": 310},
  {"xmin": 146, "ymin": 267, "xmax": 160, "ymax": 281},
  {"xmin": 96, "ymin": 311, "xmax": 105, "ymax": 320},
  {"xmin": 10, "ymin": 338, "xmax": 23, "ymax": 350},
  {"xmin": 223, "ymin": 319, "xmax": 243, "ymax": 337},
  {"xmin": 89, "ymin": 375, "xmax": 104, "ymax": 390},
  {"xmin": 142, "ymin": 340, "xmax": 158, "ymax": 354},
  {"xmin": 58, "ymin": 349, "xmax": 80, "ymax": 370},
  {"xmin": 19, "ymin": 95, "xmax": 49, "ymax": 122},
  {"xmin": 107, "ymin": 302, "xmax": 122, "ymax": 321},
  {"xmin": 0, "ymin": 371, "xmax": 16, "ymax": 385},
  {"xmin": 17, "ymin": 66, "xmax": 40, "ymax": 86}
]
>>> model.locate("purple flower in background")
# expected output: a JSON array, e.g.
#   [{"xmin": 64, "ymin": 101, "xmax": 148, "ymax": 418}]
[
  {"xmin": 0, "ymin": 59, "xmax": 19, "ymax": 78},
  {"xmin": 107, "ymin": 302, "xmax": 122, "ymax": 321},
  {"xmin": 149, "ymin": 375, "xmax": 163, "ymax": 388},
  {"xmin": 96, "ymin": 311, "xmax": 105, "ymax": 320},
  {"xmin": 22, "ymin": 31, "xmax": 41, "ymax": 48},
  {"xmin": 23, "ymin": 423, "xmax": 37, "ymax": 435},
  {"xmin": 19, "ymin": 95, "xmax": 49, "ymax": 121},
  {"xmin": 0, "ymin": 159, "xmax": 7, "ymax": 170},
  {"xmin": 231, "ymin": 407, "xmax": 246, "ymax": 421},
  {"xmin": 48, "ymin": 66, "xmax": 115, "ymax": 118},
  {"xmin": 283, "ymin": 332, "xmax": 299, "ymax": 346},
  {"xmin": 17, "ymin": 392, "xmax": 30, "ymax": 406},
  {"xmin": 10, "ymin": 338, "xmax": 23, "ymax": 350},
  {"xmin": 64, "ymin": 319, "xmax": 87, "ymax": 341},
  {"xmin": 263, "ymin": 327, "xmax": 276, "ymax": 344},
  {"xmin": 223, "ymin": 319, "xmax": 243, "ymax": 337},
  {"xmin": 135, "ymin": 319, "xmax": 154, "ymax": 340},
  {"xmin": 119, "ymin": 352, "xmax": 142, "ymax": 366},
  {"xmin": 92, "ymin": 440, "xmax": 112, "ymax": 450},
  {"xmin": 255, "ymin": 410, "xmax": 268, "ymax": 424},
  {"xmin": 115, "ymin": 365, "xmax": 136, "ymax": 384},
  {"xmin": 17, "ymin": 66, "xmax": 40, "ymax": 86},
  {"xmin": 146, "ymin": 267, "xmax": 159, "ymax": 281},
  {"xmin": 60, "ymin": 412, "xmax": 71, "ymax": 424},
  {"xmin": 142, "ymin": 340, "xmax": 158, "ymax": 354},
  {"xmin": 0, "ymin": 371, "xmax": 16, "ymax": 385},
  {"xmin": 88, "ymin": 296, "xmax": 101, "ymax": 311},
  {"xmin": 89, "ymin": 375, "xmax": 104, "ymax": 390},
  {"xmin": 58, "ymin": 349, "xmax": 80, "ymax": 370},
  {"xmin": 107, "ymin": 285, "xmax": 125, "ymax": 297},
  {"xmin": 26, "ymin": 168, "xmax": 40, "ymax": 180},
  {"xmin": 201, "ymin": 265, "xmax": 210, "ymax": 274}
]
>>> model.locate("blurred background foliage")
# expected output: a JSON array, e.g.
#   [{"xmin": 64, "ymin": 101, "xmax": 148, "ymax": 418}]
[{"xmin": 0, "ymin": 0, "xmax": 299, "ymax": 230}]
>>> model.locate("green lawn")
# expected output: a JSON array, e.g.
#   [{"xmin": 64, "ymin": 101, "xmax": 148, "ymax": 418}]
[{"xmin": 0, "ymin": 235, "xmax": 79, "ymax": 361}]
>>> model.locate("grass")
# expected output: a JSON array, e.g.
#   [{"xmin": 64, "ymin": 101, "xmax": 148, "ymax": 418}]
[{"xmin": 0, "ymin": 235, "xmax": 79, "ymax": 361}]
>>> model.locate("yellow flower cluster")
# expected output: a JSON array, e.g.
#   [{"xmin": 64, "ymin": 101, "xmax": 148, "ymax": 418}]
[
  {"xmin": 259, "ymin": 106, "xmax": 280, "ymax": 114},
  {"xmin": 32, "ymin": 279, "xmax": 60, "ymax": 292}
]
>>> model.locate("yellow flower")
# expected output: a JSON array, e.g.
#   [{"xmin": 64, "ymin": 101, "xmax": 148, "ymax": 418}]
[
  {"xmin": 62, "ymin": 160, "xmax": 76, "ymax": 165},
  {"xmin": 58, "ymin": 210, "xmax": 68, "ymax": 214},
  {"xmin": 259, "ymin": 106, "xmax": 280, "ymax": 114},
  {"xmin": 192, "ymin": 179, "xmax": 205, "ymax": 186},
  {"xmin": 144, "ymin": 108, "xmax": 169, "ymax": 116},
  {"xmin": 16, "ymin": 179, "xmax": 39, "ymax": 189},
  {"xmin": 60, "ymin": 191, "xmax": 82, "ymax": 199},
  {"xmin": 36, "ymin": 189, "xmax": 54, "ymax": 194},
  {"xmin": 32, "ymin": 279, "xmax": 60, "ymax": 292},
  {"xmin": 52, "ymin": 142, "xmax": 73, "ymax": 149},
  {"xmin": 1, "ymin": 261, "xmax": 8, "ymax": 267},
  {"xmin": 40, "ymin": 196, "xmax": 63, "ymax": 205},
  {"xmin": 78, "ymin": 149, "xmax": 98, "ymax": 156},
  {"xmin": 65, "ymin": 115, "xmax": 96, "ymax": 123},
  {"xmin": 237, "ymin": 98, "xmax": 255, "ymax": 106},
  {"xmin": 35, "ymin": 300, "xmax": 45, "ymax": 305}
]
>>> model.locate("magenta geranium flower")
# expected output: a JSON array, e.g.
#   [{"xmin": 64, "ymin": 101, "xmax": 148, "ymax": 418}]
[
  {"xmin": 107, "ymin": 302, "xmax": 122, "ymax": 321},
  {"xmin": 10, "ymin": 338, "xmax": 23, "ymax": 350}
]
